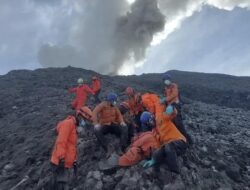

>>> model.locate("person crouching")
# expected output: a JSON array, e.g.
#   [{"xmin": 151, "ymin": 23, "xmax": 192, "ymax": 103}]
[{"xmin": 92, "ymin": 92, "xmax": 127, "ymax": 157}]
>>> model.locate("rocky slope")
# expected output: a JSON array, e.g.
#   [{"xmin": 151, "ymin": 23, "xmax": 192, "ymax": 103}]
[
  {"xmin": 0, "ymin": 67, "xmax": 249, "ymax": 190},
  {"xmin": 113, "ymin": 70, "xmax": 250, "ymax": 110}
]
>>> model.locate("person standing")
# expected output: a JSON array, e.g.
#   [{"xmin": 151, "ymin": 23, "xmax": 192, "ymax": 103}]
[{"xmin": 68, "ymin": 78, "xmax": 94, "ymax": 110}]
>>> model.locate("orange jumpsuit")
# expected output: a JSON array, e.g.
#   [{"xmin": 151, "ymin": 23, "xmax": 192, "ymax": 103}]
[
  {"xmin": 92, "ymin": 101, "xmax": 124, "ymax": 125},
  {"xmin": 119, "ymin": 131, "xmax": 160, "ymax": 166},
  {"xmin": 69, "ymin": 84, "xmax": 94, "ymax": 110},
  {"xmin": 51, "ymin": 116, "xmax": 77, "ymax": 168},
  {"xmin": 141, "ymin": 93, "xmax": 161, "ymax": 115}
]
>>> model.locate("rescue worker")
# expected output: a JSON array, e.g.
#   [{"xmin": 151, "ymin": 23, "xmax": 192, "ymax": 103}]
[
  {"xmin": 92, "ymin": 92, "xmax": 128, "ymax": 156},
  {"xmin": 100, "ymin": 111, "xmax": 160, "ymax": 169},
  {"xmin": 141, "ymin": 92, "xmax": 160, "ymax": 115},
  {"xmin": 161, "ymin": 73, "xmax": 193, "ymax": 145},
  {"xmin": 49, "ymin": 107, "xmax": 93, "ymax": 189},
  {"xmin": 143, "ymin": 104, "xmax": 187, "ymax": 174},
  {"xmin": 91, "ymin": 76, "xmax": 101, "ymax": 103},
  {"xmin": 125, "ymin": 87, "xmax": 144, "ymax": 132},
  {"xmin": 68, "ymin": 78, "xmax": 94, "ymax": 110}
]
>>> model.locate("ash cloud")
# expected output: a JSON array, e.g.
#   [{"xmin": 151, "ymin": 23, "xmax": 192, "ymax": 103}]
[
  {"xmin": 37, "ymin": 0, "xmax": 250, "ymax": 75},
  {"xmin": 38, "ymin": 0, "xmax": 165, "ymax": 74},
  {"xmin": 2, "ymin": 0, "xmax": 249, "ymax": 75}
]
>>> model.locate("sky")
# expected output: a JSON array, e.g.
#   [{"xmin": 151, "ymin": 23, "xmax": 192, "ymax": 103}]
[{"xmin": 0, "ymin": 0, "xmax": 250, "ymax": 76}]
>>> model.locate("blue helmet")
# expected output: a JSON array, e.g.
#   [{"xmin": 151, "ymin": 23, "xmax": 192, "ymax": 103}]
[
  {"xmin": 162, "ymin": 73, "xmax": 171, "ymax": 81},
  {"xmin": 107, "ymin": 92, "xmax": 118, "ymax": 102},
  {"xmin": 140, "ymin": 111, "xmax": 153, "ymax": 124}
]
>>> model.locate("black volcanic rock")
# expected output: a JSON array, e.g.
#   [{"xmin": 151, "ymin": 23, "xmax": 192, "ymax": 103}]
[
  {"xmin": 113, "ymin": 70, "xmax": 250, "ymax": 110},
  {"xmin": 0, "ymin": 67, "xmax": 250, "ymax": 189}
]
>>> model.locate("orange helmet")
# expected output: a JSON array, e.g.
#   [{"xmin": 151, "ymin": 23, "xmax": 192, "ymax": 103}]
[
  {"xmin": 125, "ymin": 87, "xmax": 134, "ymax": 96},
  {"xmin": 77, "ymin": 106, "xmax": 93, "ymax": 121}
]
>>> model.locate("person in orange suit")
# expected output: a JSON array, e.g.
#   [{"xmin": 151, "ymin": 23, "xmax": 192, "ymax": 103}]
[
  {"xmin": 141, "ymin": 93, "xmax": 160, "ymax": 115},
  {"xmin": 160, "ymin": 73, "xmax": 193, "ymax": 145},
  {"xmin": 118, "ymin": 111, "xmax": 160, "ymax": 166},
  {"xmin": 91, "ymin": 76, "xmax": 101, "ymax": 103},
  {"xmin": 68, "ymin": 78, "xmax": 94, "ymax": 110},
  {"xmin": 50, "ymin": 107, "xmax": 93, "ymax": 189},
  {"xmin": 92, "ymin": 92, "xmax": 128, "ymax": 155},
  {"xmin": 125, "ymin": 87, "xmax": 144, "ymax": 132},
  {"xmin": 143, "ymin": 104, "xmax": 187, "ymax": 174}
]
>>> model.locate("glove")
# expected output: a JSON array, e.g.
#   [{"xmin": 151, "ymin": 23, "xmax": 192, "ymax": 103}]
[
  {"xmin": 120, "ymin": 122, "xmax": 127, "ymax": 127},
  {"xmin": 143, "ymin": 159, "xmax": 155, "ymax": 168},
  {"xmin": 58, "ymin": 159, "xmax": 65, "ymax": 169},
  {"xmin": 165, "ymin": 105, "xmax": 174, "ymax": 115},
  {"xmin": 160, "ymin": 97, "xmax": 166, "ymax": 104}
]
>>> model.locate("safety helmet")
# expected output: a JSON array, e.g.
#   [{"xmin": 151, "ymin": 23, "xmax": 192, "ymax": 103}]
[
  {"xmin": 125, "ymin": 87, "xmax": 134, "ymax": 96},
  {"xmin": 107, "ymin": 92, "xmax": 118, "ymax": 102},
  {"xmin": 77, "ymin": 78, "xmax": 84, "ymax": 85},
  {"xmin": 140, "ymin": 111, "xmax": 154, "ymax": 124},
  {"xmin": 77, "ymin": 106, "xmax": 93, "ymax": 121}
]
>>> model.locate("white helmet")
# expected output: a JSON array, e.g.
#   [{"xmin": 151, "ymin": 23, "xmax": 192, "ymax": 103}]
[{"xmin": 77, "ymin": 78, "xmax": 84, "ymax": 84}]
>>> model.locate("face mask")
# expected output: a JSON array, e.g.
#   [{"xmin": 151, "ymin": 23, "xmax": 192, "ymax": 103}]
[{"xmin": 164, "ymin": 80, "xmax": 171, "ymax": 86}]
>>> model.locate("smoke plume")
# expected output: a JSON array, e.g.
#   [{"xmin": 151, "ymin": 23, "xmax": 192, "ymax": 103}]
[
  {"xmin": 37, "ymin": 0, "xmax": 250, "ymax": 75},
  {"xmin": 38, "ymin": 0, "xmax": 165, "ymax": 74}
]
